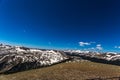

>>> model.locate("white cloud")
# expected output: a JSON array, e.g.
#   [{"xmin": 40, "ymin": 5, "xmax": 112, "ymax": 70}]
[
  {"xmin": 79, "ymin": 42, "xmax": 91, "ymax": 46},
  {"xmin": 96, "ymin": 44, "xmax": 101, "ymax": 47},
  {"xmin": 90, "ymin": 47, "xmax": 95, "ymax": 50},
  {"xmin": 96, "ymin": 44, "xmax": 103, "ymax": 50},
  {"xmin": 78, "ymin": 42, "xmax": 103, "ymax": 51},
  {"xmin": 115, "ymin": 46, "xmax": 120, "ymax": 49},
  {"xmin": 79, "ymin": 41, "xmax": 95, "ymax": 47}
]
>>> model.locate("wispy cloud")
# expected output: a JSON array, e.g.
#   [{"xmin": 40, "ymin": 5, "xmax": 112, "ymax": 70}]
[
  {"xmin": 78, "ymin": 41, "xmax": 103, "ymax": 51},
  {"xmin": 79, "ymin": 42, "xmax": 95, "ymax": 47},
  {"xmin": 96, "ymin": 44, "xmax": 103, "ymax": 50},
  {"xmin": 115, "ymin": 46, "xmax": 120, "ymax": 49},
  {"xmin": 79, "ymin": 42, "xmax": 90, "ymax": 46}
]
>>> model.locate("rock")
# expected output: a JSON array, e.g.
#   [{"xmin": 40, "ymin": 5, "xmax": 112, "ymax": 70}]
[{"xmin": 0, "ymin": 44, "xmax": 69, "ymax": 73}]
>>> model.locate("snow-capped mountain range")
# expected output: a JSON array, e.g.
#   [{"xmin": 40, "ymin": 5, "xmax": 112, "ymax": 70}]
[
  {"xmin": 64, "ymin": 50, "xmax": 120, "ymax": 65},
  {"xmin": 0, "ymin": 43, "xmax": 119, "ymax": 73},
  {"xmin": 0, "ymin": 44, "xmax": 69, "ymax": 73},
  {"xmin": 64, "ymin": 49, "xmax": 120, "ymax": 59}
]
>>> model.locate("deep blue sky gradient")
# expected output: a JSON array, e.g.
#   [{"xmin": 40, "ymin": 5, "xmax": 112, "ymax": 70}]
[{"xmin": 0, "ymin": 0, "xmax": 120, "ymax": 51}]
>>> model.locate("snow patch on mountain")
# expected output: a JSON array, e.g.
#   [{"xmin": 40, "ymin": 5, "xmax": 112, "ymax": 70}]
[{"xmin": 0, "ymin": 44, "xmax": 69, "ymax": 73}]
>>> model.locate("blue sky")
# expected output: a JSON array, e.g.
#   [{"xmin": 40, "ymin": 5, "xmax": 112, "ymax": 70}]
[{"xmin": 0, "ymin": 0, "xmax": 120, "ymax": 52}]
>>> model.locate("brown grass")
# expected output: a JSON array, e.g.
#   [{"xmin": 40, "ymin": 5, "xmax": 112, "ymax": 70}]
[{"xmin": 0, "ymin": 61, "xmax": 120, "ymax": 80}]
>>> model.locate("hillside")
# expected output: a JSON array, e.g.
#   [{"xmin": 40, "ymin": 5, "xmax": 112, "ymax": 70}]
[
  {"xmin": 0, "ymin": 61, "xmax": 119, "ymax": 80},
  {"xmin": 0, "ymin": 44, "xmax": 120, "ymax": 80}
]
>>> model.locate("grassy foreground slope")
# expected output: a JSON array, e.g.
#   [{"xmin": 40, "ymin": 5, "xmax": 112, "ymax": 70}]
[{"xmin": 0, "ymin": 61, "xmax": 120, "ymax": 80}]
